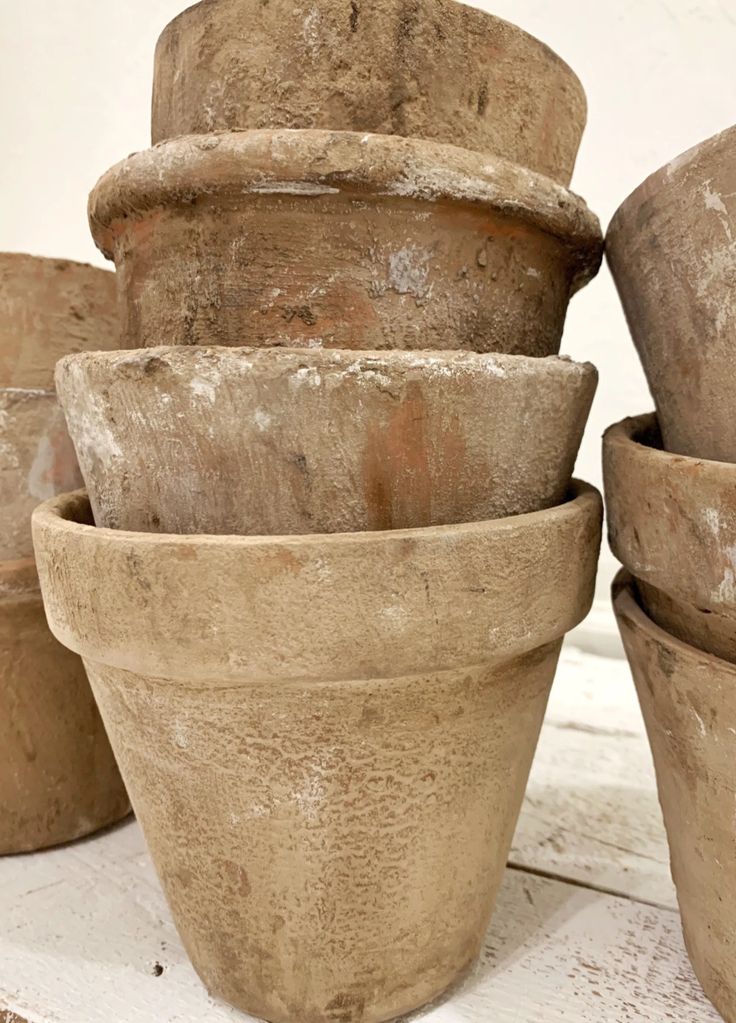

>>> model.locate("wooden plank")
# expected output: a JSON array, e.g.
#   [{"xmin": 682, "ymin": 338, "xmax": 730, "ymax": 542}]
[
  {"xmin": 511, "ymin": 644, "xmax": 677, "ymax": 909},
  {"xmin": 0, "ymin": 820, "xmax": 716, "ymax": 1022}
]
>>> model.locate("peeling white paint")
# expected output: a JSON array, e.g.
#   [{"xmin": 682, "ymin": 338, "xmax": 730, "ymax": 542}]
[{"xmin": 248, "ymin": 181, "xmax": 339, "ymax": 196}]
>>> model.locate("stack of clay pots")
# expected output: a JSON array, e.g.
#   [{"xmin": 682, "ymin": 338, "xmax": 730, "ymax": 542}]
[
  {"xmin": 605, "ymin": 124, "xmax": 736, "ymax": 1023},
  {"xmin": 33, "ymin": 2, "xmax": 603, "ymax": 1020},
  {"xmin": 0, "ymin": 253, "xmax": 130, "ymax": 855}
]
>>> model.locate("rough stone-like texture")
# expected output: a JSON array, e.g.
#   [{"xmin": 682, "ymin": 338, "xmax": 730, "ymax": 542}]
[
  {"xmin": 604, "ymin": 414, "xmax": 736, "ymax": 626},
  {"xmin": 614, "ymin": 572, "xmax": 736, "ymax": 1023},
  {"xmin": 635, "ymin": 578, "xmax": 736, "ymax": 665},
  {"xmin": 33, "ymin": 485, "xmax": 601, "ymax": 1022},
  {"xmin": 0, "ymin": 559, "xmax": 130, "ymax": 856},
  {"xmin": 607, "ymin": 125, "xmax": 736, "ymax": 462},
  {"xmin": 89, "ymin": 130, "xmax": 602, "ymax": 356},
  {"xmin": 152, "ymin": 0, "xmax": 587, "ymax": 186},
  {"xmin": 0, "ymin": 389, "xmax": 82, "ymax": 561},
  {"xmin": 0, "ymin": 253, "xmax": 118, "ymax": 390},
  {"xmin": 56, "ymin": 346, "xmax": 597, "ymax": 535}
]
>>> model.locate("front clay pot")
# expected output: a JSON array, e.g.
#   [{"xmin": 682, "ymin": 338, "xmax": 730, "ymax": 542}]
[
  {"xmin": 56, "ymin": 346, "xmax": 597, "ymax": 535},
  {"xmin": 152, "ymin": 0, "xmax": 587, "ymax": 186},
  {"xmin": 604, "ymin": 414, "xmax": 736, "ymax": 656},
  {"xmin": 89, "ymin": 130, "xmax": 602, "ymax": 355},
  {"xmin": 34, "ymin": 483, "xmax": 602, "ymax": 1023},
  {"xmin": 0, "ymin": 388, "xmax": 82, "ymax": 561},
  {"xmin": 614, "ymin": 572, "xmax": 736, "ymax": 1023},
  {"xmin": 0, "ymin": 557, "xmax": 130, "ymax": 854},
  {"xmin": 607, "ymin": 125, "xmax": 736, "ymax": 462},
  {"xmin": 0, "ymin": 252, "xmax": 118, "ymax": 390}
]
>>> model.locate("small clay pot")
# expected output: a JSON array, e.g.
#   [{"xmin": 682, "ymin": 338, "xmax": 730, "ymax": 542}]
[
  {"xmin": 613, "ymin": 571, "xmax": 736, "ymax": 1023},
  {"xmin": 34, "ymin": 483, "xmax": 602, "ymax": 1023},
  {"xmin": 0, "ymin": 388, "xmax": 82, "ymax": 561},
  {"xmin": 607, "ymin": 125, "xmax": 736, "ymax": 462},
  {"xmin": 0, "ymin": 557, "xmax": 130, "ymax": 854},
  {"xmin": 56, "ymin": 346, "xmax": 597, "ymax": 535},
  {"xmin": 152, "ymin": 0, "xmax": 587, "ymax": 186},
  {"xmin": 89, "ymin": 130, "xmax": 602, "ymax": 356},
  {"xmin": 0, "ymin": 252, "xmax": 118, "ymax": 390},
  {"xmin": 604, "ymin": 415, "xmax": 736, "ymax": 645}
]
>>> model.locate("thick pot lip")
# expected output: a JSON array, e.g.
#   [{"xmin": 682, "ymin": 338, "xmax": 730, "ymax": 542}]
[
  {"xmin": 604, "ymin": 412, "xmax": 736, "ymax": 615},
  {"xmin": 0, "ymin": 251, "xmax": 113, "ymax": 278},
  {"xmin": 33, "ymin": 481, "xmax": 602, "ymax": 683},
  {"xmin": 88, "ymin": 129, "xmax": 602, "ymax": 288},
  {"xmin": 607, "ymin": 122, "xmax": 736, "ymax": 245}
]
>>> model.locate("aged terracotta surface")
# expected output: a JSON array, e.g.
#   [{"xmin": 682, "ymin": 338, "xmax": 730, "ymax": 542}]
[
  {"xmin": 152, "ymin": 0, "xmax": 587, "ymax": 185},
  {"xmin": 635, "ymin": 579, "xmax": 736, "ymax": 665},
  {"xmin": 614, "ymin": 572, "xmax": 736, "ymax": 1023},
  {"xmin": 607, "ymin": 125, "xmax": 736, "ymax": 462},
  {"xmin": 604, "ymin": 413, "xmax": 736, "ymax": 625},
  {"xmin": 0, "ymin": 558, "xmax": 130, "ymax": 855},
  {"xmin": 89, "ymin": 130, "xmax": 602, "ymax": 355},
  {"xmin": 0, "ymin": 252, "xmax": 118, "ymax": 390},
  {"xmin": 57, "ymin": 346, "xmax": 597, "ymax": 535},
  {"xmin": 0, "ymin": 389, "xmax": 81, "ymax": 561},
  {"xmin": 34, "ymin": 484, "xmax": 601, "ymax": 1023}
]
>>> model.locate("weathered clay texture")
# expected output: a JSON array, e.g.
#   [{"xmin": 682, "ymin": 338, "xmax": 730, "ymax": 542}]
[
  {"xmin": 614, "ymin": 572, "xmax": 736, "ymax": 1023},
  {"xmin": 0, "ymin": 558, "xmax": 130, "ymax": 855},
  {"xmin": 33, "ymin": 484, "xmax": 602, "ymax": 1023},
  {"xmin": 89, "ymin": 130, "xmax": 602, "ymax": 355},
  {"xmin": 152, "ymin": 0, "xmax": 587, "ymax": 186},
  {"xmin": 607, "ymin": 125, "xmax": 736, "ymax": 462},
  {"xmin": 0, "ymin": 389, "xmax": 82, "ymax": 561},
  {"xmin": 56, "ymin": 346, "xmax": 597, "ymax": 535},
  {"xmin": 0, "ymin": 252, "xmax": 118, "ymax": 390},
  {"xmin": 604, "ymin": 414, "xmax": 736, "ymax": 653}
]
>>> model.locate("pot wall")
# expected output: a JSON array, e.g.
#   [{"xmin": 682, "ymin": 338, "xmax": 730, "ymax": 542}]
[
  {"xmin": 56, "ymin": 347, "xmax": 597, "ymax": 535},
  {"xmin": 614, "ymin": 573, "xmax": 736, "ymax": 1023},
  {"xmin": 636, "ymin": 579, "xmax": 736, "ymax": 665},
  {"xmin": 151, "ymin": 0, "xmax": 586, "ymax": 185},
  {"xmin": 89, "ymin": 131, "xmax": 602, "ymax": 356},
  {"xmin": 607, "ymin": 125, "xmax": 736, "ymax": 462}
]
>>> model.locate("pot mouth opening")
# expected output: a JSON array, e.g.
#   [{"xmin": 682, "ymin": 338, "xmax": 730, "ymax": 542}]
[
  {"xmin": 608, "ymin": 412, "xmax": 736, "ymax": 471},
  {"xmin": 35, "ymin": 480, "xmax": 597, "ymax": 550}
]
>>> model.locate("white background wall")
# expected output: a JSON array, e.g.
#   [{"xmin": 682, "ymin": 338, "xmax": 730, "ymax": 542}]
[{"xmin": 2, "ymin": 0, "xmax": 734, "ymax": 624}]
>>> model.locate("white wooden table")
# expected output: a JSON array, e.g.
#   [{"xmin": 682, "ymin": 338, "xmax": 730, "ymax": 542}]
[{"xmin": 0, "ymin": 645, "xmax": 722, "ymax": 1022}]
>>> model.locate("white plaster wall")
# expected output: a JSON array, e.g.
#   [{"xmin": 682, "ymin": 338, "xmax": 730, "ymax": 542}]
[{"xmin": 1, "ymin": 0, "xmax": 734, "ymax": 629}]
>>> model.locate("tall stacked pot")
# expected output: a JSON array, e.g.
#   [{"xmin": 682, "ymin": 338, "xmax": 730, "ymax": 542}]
[
  {"xmin": 33, "ymin": 2, "xmax": 604, "ymax": 1020},
  {"xmin": 605, "ymin": 125, "xmax": 736, "ymax": 1023}
]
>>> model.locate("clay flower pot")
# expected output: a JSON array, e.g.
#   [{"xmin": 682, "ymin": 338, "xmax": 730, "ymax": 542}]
[
  {"xmin": 34, "ymin": 483, "xmax": 602, "ymax": 1023},
  {"xmin": 56, "ymin": 346, "xmax": 597, "ymax": 535},
  {"xmin": 0, "ymin": 557, "xmax": 129, "ymax": 854},
  {"xmin": 607, "ymin": 125, "xmax": 736, "ymax": 462},
  {"xmin": 614, "ymin": 571, "xmax": 736, "ymax": 1023},
  {"xmin": 152, "ymin": 0, "xmax": 587, "ymax": 186},
  {"xmin": 89, "ymin": 130, "xmax": 602, "ymax": 355},
  {"xmin": 0, "ymin": 388, "xmax": 82, "ymax": 561},
  {"xmin": 604, "ymin": 413, "xmax": 736, "ymax": 661},
  {"xmin": 0, "ymin": 252, "xmax": 118, "ymax": 390}
]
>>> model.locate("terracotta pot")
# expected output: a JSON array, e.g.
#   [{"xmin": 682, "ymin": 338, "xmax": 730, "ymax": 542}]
[
  {"xmin": 56, "ymin": 346, "xmax": 597, "ymax": 535},
  {"xmin": 152, "ymin": 0, "xmax": 587, "ymax": 186},
  {"xmin": 0, "ymin": 557, "xmax": 130, "ymax": 854},
  {"xmin": 89, "ymin": 130, "xmax": 602, "ymax": 356},
  {"xmin": 0, "ymin": 252, "xmax": 118, "ymax": 390},
  {"xmin": 0, "ymin": 388, "xmax": 82, "ymax": 561},
  {"xmin": 607, "ymin": 125, "xmax": 736, "ymax": 462},
  {"xmin": 613, "ymin": 571, "xmax": 736, "ymax": 1023},
  {"xmin": 604, "ymin": 414, "xmax": 736, "ymax": 656},
  {"xmin": 33, "ymin": 483, "xmax": 602, "ymax": 1023}
]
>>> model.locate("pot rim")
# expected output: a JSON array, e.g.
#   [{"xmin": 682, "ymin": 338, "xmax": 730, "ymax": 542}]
[
  {"xmin": 0, "ymin": 557, "xmax": 40, "ymax": 599},
  {"xmin": 33, "ymin": 481, "xmax": 602, "ymax": 683},
  {"xmin": 88, "ymin": 129, "xmax": 602, "ymax": 286}
]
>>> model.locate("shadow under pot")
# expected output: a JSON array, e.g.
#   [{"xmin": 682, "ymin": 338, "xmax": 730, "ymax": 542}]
[
  {"xmin": 613, "ymin": 571, "xmax": 736, "ymax": 1023},
  {"xmin": 152, "ymin": 0, "xmax": 587, "ymax": 186},
  {"xmin": 0, "ymin": 557, "xmax": 130, "ymax": 855},
  {"xmin": 56, "ymin": 346, "xmax": 597, "ymax": 535},
  {"xmin": 33, "ymin": 482, "xmax": 602, "ymax": 1023},
  {"xmin": 88, "ymin": 130, "xmax": 602, "ymax": 356},
  {"xmin": 607, "ymin": 124, "xmax": 736, "ymax": 462},
  {"xmin": 603, "ymin": 412, "xmax": 736, "ymax": 663}
]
